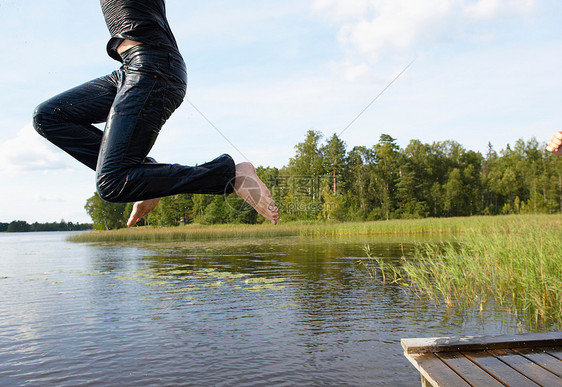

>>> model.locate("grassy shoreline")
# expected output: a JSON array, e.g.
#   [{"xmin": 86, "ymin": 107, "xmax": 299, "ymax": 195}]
[{"xmin": 68, "ymin": 214, "xmax": 562, "ymax": 243}]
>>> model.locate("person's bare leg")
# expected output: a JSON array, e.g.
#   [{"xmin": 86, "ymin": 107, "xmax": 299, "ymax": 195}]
[
  {"xmin": 127, "ymin": 197, "xmax": 161, "ymax": 226},
  {"xmin": 234, "ymin": 162, "xmax": 279, "ymax": 225},
  {"xmin": 547, "ymin": 131, "xmax": 562, "ymax": 155}
]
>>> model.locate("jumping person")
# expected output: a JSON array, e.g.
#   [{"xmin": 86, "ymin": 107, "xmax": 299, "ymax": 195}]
[
  {"xmin": 33, "ymin": 0, "xmax": 278, "ymax": 226},
  {"xmin": 547, "ymin": 131, "xmax": 562, "ymax": 156}
]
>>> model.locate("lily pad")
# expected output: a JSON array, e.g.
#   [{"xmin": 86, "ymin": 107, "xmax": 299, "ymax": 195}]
[
  {"xmin": 246, "ymin": 284, "xmax": 285, "ymax": 292},
  {"xmin": 86, "ymin": 271, "xmax": 112, "ymax": 276},
  {"xmin": 245, "ymin": 277, "xmax": 286, "ymax": 284},
  {"xmin": 146, "ymin": 281, "xmax": 169, "ymax": 287},
  {"xmin": 168, "ymin": 270, "xmax": 191, "ymax": 275}
]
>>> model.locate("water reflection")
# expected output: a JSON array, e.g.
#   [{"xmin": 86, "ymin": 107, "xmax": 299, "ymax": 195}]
[{"xmin": 0, "ymin": 232, "xmax": 530, "ymax": 386}]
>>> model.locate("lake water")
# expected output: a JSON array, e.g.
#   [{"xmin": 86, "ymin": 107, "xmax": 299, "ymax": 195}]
[{"xmin": 0, "ymin": 231, "xmax": 527, "ymax": 386}]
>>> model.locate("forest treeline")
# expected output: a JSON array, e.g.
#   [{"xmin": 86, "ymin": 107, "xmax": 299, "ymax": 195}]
[
  {"xmin": 85, "ymin": 131, "xmax": 562, "ymax": 230},
  {"xmin": 0, "ymin": 220, "xmax": 92, "ymax": 233}
]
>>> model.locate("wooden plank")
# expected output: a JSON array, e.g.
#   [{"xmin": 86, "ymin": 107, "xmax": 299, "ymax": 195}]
[
  {"xmin": 489, "ymin": 348, "xmax": 562, "ymax": 386},
  {"xmin": 402, "ymin": 333, "xmax": 562, "ymax": 354},
  {"xmin": 548, "ymin": 348, "xmax": 562, "ymax": 360},
  {"xmin": 514, "ymin": 347, "xmax": 562, "ymax": 377},
  {"xmin": 435, "ymin": 351, "xmax": 504, "ymax": 386},
  {"xmin": 405, "ymin": 352, "xmax": 471, "ymax": 387},
  {"xmin": 463, "ymin": 350, "xmax": 540, "ymax": 387}
]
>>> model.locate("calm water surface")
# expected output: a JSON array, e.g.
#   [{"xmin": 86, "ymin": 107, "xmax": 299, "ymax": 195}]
[{"xmin": 0, "ymin": 232, "xmax": 525, "ymax": 386}]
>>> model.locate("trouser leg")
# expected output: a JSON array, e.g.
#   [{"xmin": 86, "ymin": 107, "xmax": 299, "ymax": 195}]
[
  {"xmin": 34, "ymin": 63, "xmax": 235, "ymax": 204},
  {"xmin": 33, "ymin": 73, "xmax": 119, "ymax": 171},
  {"xmin": 95, "ymin": 70, "xmax": 235, "ymax": 203},
  {"xmin": 96, "ymin": 72, "xmax": 235, "ymax": 202}
]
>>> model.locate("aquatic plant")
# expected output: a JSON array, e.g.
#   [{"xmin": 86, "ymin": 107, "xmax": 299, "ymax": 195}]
[
  {"xmin": 368, "ymin": 215, "xmax": 562, "ymax": 327},
  {"xmin": 68, "ymin": 223, "xmax": 298, "ymax": 243},
  {"xmin": 358, "ymin": 245, "xmax": 389, "ymax": 282}
]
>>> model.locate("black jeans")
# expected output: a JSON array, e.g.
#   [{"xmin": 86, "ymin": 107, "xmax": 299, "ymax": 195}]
[{"xmin": 33, "ymin": 45, "xmax": 235, "ymax": 203}]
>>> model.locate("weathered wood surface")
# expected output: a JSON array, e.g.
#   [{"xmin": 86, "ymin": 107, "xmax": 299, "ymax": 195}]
[
  {"xmin": 406, "ymin": 352, "xmax": 471, "ymax": 387},
  {"xmin": 402, "ymin": 333, "xmax": 562, "ymax": 387},
  {"xmin": 402, "ymin": 332, "xmax": 562, "ymax": 354}
]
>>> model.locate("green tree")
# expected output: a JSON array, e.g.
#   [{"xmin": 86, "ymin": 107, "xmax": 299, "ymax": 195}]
[
  {"xmin": 544, "ymin": 152, "xmax": 562, "ymax": 213},
  {"xmin": 373, "ymin": 134, "xmax": 401, "ymax": 220},
  {"xmin": 347, "ymin": 146, "xmax": 377, "ymax": 218},
  {"xmin": 481, "ymin": 142, "xmax": 498, "ymax": 214},
  {"xmin": 443, "ymin": 168, "xmax": 464, "ymax": 216},
  {"xmin": 321, "ymin": 133, "xmax": 347, "ymax": 194},
  {"xmin": 282, "ymin": 130, "xmax": 326, "ymax": 219},
  {"xmin": 148, "ymin": 194, "xmax": 194, "ymax": 226},
  {"xmin": 192, "ymin": 194, "xmax": 213, "ymax": 221},
  {"xmin": 85, "ymin": 192, "xmax": 127, "ymax": 230},
  {"xmin": 7, "ymin": 220, "xmax": 31, "ymax": 232},
  {"xmin": 396, "ymin": 166, "xmax": 428, "ymax": 218},
  {"xmin": 202, "ymin": 196, "xmax": 228, "ymax": 224},
  {"xmin": 288, "ymin": 130, "xmax": 325, "ymax": 177},
  {"xmin": 226, "ymin": 195, "xmax": 259, "ymax": 223},
  {"xmin": 402, "ymin": 140, "xmax": 432, "ymax": 213}
]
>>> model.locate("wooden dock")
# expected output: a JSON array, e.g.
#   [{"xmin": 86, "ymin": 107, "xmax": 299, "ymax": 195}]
[{"xmin": 401, "ymin": 332, "xmax": 562, "ymax": 386}]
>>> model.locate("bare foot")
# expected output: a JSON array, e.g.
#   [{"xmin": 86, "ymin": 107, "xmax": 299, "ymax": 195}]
[
  {"xmin": 127, "ymin": 197, "xmax": 161, "ymax": 227},
  {"xmin": 234, "ymin": 162, "xmax": 279, "ymax": 225},
  {"xmin": 547, "ymin": 131, "xmax": 562, "ymax": 155}
]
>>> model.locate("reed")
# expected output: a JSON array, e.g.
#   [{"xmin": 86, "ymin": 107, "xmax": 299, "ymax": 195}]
[
  {"xmin": 68, "ymin": 223, "xmax": 298, "ymax": 243},
  {"xmin": 375, "ymin": 215, "xmax": 562, "ymax": 327},
  {"xmin": 68, "ymin": 214, "xmax": 561, "ymax": 243}
]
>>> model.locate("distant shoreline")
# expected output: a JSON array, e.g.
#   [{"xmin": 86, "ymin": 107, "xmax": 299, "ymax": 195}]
[{"xmin": 0, "ymin": 220, "xmax": 92, "ymax": 233}]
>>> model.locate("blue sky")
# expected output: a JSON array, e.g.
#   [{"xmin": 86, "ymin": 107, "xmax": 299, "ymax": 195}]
[{"xmin": 1, "ymin": 0, "xmax": 561, "ymax": 223}]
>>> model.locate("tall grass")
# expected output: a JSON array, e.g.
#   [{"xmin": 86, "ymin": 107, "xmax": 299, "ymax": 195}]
[
  {"xmin": 373, "ymin": 216, "xmax": 562, "ymax": 327},
  {"xmin": 68, "ymin": 223, "xmax": 298, "ymax": 243},
  {"xmin": 68, "ymin": 215, "xmax": 556, "ymax": 243}
]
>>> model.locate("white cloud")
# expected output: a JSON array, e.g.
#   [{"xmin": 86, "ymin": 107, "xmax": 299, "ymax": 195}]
[
  {"xmin": 33, "ymin": 193, "xmax": 67, "ymax": 203},
  {"xmin": 464, "ymin": 0, "xmax": 535, "ymax": 20},
  {"xmin": 464, "ymin": 0, "xmax": 502, "ymax": 19},
  {"xmin": 312, "ymin": 0, "xmax": 372, "ymax": 21},
  {"xmin": 313, "ymin": 0, "xmax": 537, "ymax": 62},
  {"xmin": 330, "ymin": 60, "xmax": 372, "ymax": 82},
  {"xmin": 340, "ymin": 0, "xmax": 457, "ymax": 58},
  {"xmin": 0, "ymin": 123, "xmax": 71, "ymax": 174}
]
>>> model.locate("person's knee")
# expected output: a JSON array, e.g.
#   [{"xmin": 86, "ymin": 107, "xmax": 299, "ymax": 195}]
[
  {"xmin": 32, "ymin": 101, "xmax": 57, "ymax": 138},
  {"xmin": 96, "ymin": 172, "xmax": 124, "ymax": 203}
]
